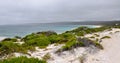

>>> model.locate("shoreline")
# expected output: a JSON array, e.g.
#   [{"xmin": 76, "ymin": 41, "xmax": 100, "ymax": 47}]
[
  {"xmin": 0, "ymin": 25, "xmax": 102, "ymax": 38},
  {"xmin": 0, "ymin": 25, "xmax": 120, "ymax": 63}
]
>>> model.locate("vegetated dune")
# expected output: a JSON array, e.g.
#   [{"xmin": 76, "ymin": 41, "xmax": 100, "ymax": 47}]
[
  {"xmin": 0, "ymin": 27, "xmax": 120, "ymax": 63},
  {"xmin": 13, "ymin": 28, "xmax": 120, "ymax": 63}
]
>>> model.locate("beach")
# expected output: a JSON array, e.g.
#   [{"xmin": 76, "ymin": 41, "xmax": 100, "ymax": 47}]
[{"xmin": 0, "ymin": 26, "xmax": 120, "ymax": 63}]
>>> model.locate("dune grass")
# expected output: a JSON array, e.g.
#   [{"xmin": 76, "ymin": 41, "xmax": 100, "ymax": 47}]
[
  {"xmin": 101, "ymin": 36, "xmax": 111, "ymax": 39},
  {"xmin": 0, "ymin": 56, "xmax": 46, "ymax": 63}
]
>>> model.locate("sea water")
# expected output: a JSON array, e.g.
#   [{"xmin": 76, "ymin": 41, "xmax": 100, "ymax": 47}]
[{"xmin": 0, "ymin": 23, "xmax": 98, "ymax": 37}]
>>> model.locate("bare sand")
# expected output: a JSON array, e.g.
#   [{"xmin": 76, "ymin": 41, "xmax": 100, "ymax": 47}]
[
  {"xmin": 85, "ymin": 28, "xmax": 120, "ymax": 63},
  {"xmin": 0, "ymin": 37, "xmax": 6, "ymax": 41}
]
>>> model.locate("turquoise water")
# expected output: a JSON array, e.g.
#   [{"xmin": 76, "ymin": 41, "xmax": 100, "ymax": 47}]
[{"xmin": 0, "ymin": 23, "xmax": 96, "ymax": 37}]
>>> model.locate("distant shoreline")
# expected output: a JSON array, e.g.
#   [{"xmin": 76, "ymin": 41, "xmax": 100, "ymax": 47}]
[
  {"xmin": 0, "ymin": 24, "xmax": 102, "ymax": 38},
  {"xmin": 0, "ymin": 21, "xmax": 120, "ymax": 26}
]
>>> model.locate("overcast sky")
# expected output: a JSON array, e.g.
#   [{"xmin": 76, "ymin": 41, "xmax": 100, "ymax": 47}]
[{"xmin": 0, "ymin": 0, "xmax": 120, "ymax": 25}]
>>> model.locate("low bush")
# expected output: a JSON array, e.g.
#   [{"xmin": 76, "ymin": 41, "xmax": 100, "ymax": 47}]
[
  {"xmin": 48, "ymin": 35, "xmax": 61, "ymax": 44},
  {"xmin": 65, "ymin": 25, "xmax": 120, "ymax": 36},
  {"xmin": 14, "ymin": 36, "xmax": 22, "ymax": 39},
  {"xmin": 0, "ymin": 41, "xmax": 28, "ymax": 56},
  {"xmin": 94, "ymin": 42, "xmax": 104, "ymax": 49},
  {"xmin": 78, "ymin": 38, "xmax": 103, "ymax": 49},
  {"xmin": 22, "ymin": 33, "xmax": 51, "ymax": 48},
  {"xmin": 0, "ymin": 56, "xmax": 46, "ymax": 63},
  {"xmin": 57, "ymin": 37, "xmax": 85, "ymax": 52},
  {"xmin": 1, "ymin": 38, "xmax": 17, "ymax": 42},
  {"xmin": 101, "ymin": 36, "xmax": 111, "ymax": 39},
  {"xmin": 89, "ymin": 36, "xmax": 95, "ymax": 38},
  {"xmin": 36, "ymin": 31, "xmax": 57, "ymax": 36}
]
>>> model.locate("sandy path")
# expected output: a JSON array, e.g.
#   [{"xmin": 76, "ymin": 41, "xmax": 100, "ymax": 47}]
[
  {"xmin": 101, "ymin": 32, "xmax": 120, "ymax": 63},
  {"xmin": 86, "ymin": 29, "xmax": 120, "ymax": 63}
]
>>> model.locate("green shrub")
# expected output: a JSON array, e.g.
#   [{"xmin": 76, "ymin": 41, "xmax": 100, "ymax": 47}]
[
  {"xmin": 89, "ymin": 36, "xmax": 95, "ymax": 38},
  {"xmin": 77, "ymin": 38, "xmax": 104, "ymax": 49},
  {"xmin": 48, "ymin": 35, "xmax": 61, "ymax": 44},
  {"xmin": 14, "ymin": 36, "xmax": 22, "ymax": 39},
  {"xmin": 75, "ymin": 31, "xmax": 85, "ymax": 36},
  {"xmin": 94, "ymin": 34, "xmax": 100, "ymax": 37},
  {"xmin": 101, "ymin": 36, "xmax": 111, "ymax": 39},
  {"xmin": 59, "ymin": 38, "xmax": 85, "ymax": 51},
  {"xmin": 1, "ymin": 38, "xmax": 17, "ymax": 42},
  {"xmin": 22, "ymin": 34, "xmax": 51, "ymax": 48},
  {"xmin": 36, "ymin": 31, "xmax": 57, "ymax": 36},
  {"xmin": 0, "ymin": 41, "xmax": 23, "ymax": 56},
  {"xmin": 0, "ymin": 41, "xmax": 35, "ymax": 56},
  {"xmin": 65, "ymin": 26, "xmax": 120, "ymax": 36},
  {"xmin": 0, "ymin": 56, "xmax": 46, "ymax": 63},
  {"xmin": 62, "ymin": 41, "xmax": 76, "ymax": 51},
  {"xmin": 58, "ymin": 33, "xmax": 76, "ymax": 43},
  {"xmin": 95, "ymin": 42, "xmax": 104, "ymax": 49}
]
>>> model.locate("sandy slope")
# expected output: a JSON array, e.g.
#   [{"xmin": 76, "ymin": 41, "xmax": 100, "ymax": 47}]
[{"xmin": 85, "ymin": 28, "xmax": 120, "ymax": 63}]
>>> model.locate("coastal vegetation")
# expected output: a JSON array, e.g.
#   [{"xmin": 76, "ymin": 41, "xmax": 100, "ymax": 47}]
[
  {"xmin": 0, "ymin": 25, "xmax": 120, "ymax": 62},
  {"xmin": 101, "ymin": 36, "xmax": 111, "ymax": 39},
  {"xmin": 0, "ymin": 41, "xmax": 35, "ymax": 57},
  {"xmin": 65, "ymin": 25, "xmax": 120, "ymax": 36},
  {"xmin": 0, "ymin": 56, "xmax": 46, "ymax": 63},
  {"xmin": 1, "ymin": 38, "xmax": 17, "ymax": 42},
  {"xmin": 42, "ymin": 53, "xmax": 51, "ymax": 61}
]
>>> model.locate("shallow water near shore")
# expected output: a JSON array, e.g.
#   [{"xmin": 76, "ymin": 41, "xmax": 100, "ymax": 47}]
[{"xmin": 0, "ymin": 23, "xmax": 100, "ymax": 37}]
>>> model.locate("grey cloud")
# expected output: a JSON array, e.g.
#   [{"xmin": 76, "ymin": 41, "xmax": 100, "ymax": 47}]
[{"xmin": 0, "ymin": 0, "xmax": 120, "ymax": 25}]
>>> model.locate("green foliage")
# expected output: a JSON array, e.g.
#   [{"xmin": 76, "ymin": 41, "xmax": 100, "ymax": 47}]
[
  {"xmin": 0, "ymin": 56, "xmax": 46, "ymax": 63},
  {"xmin": 58, "ymin": 33, "xmax": 76, "ymax": 43},
  {"xmin": 1, "ymin": 38, "xmax": 17, "ymax": 42},
  {"xmin": 14, "ymin": 36, "xmax": 22, "ymax": 39},
  {"xmin": 89, "ymin": 36, "xmax": 95, "ymax": 38},
  {"xmin": 75, "ymin": 31, "xmax": 85, "ymax": 36},
  {"xmin": 0, "ymin": 41, "xmax": 28, "ymax": 56},
  {"xmin": 59, "ymin": 37, "xmax": 85, "ymax": 51},
  {"xmin": 22, "ymin": 33, "xmax": 51, "ymax": 48},
  {"xmin": 101, "ymin": 36, "xmax": 111, "ymax": 39},
  {"xmin": 94, "ymin": 34, "xmax": 100, "ymax": 37},
  {"xmin": 48, "ymin": 35, "xmax": 61, "ymax": 44},
  {"xmin": 65, "ymin": 26, "xmax": 120, "ymax": 36},
  {"xmin": 94, "ymin": 42, "xmax": 104, "ymax": 49},
  {"xmin": 62, "ymin": 40, "xmax": 76, "ymax": 51},
  {"xmin": 36, "ymin": 31, "xmax": 57, "ymax": 36},
  {"xmin": 77, "ymin": 37, "xmax": 104, "ymax": 49},
  {"xmin": 22, "ymin": 32, "xmax": 77, "ymax": 49},
  {"xmin": 59, "ymin": 33, "xmax": 75, "ymax": 39}
]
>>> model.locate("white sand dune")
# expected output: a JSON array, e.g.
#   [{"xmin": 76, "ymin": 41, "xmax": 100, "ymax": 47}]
[
  {"xmin": 85, "ymin": 28, "xmax": 120, "ymax": 63},
  {"xmin": 13, "ymin": 28, "xmax": 120, "ymax": 63}
]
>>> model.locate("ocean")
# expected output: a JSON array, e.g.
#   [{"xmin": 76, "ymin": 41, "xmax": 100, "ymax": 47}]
[{"xmin": 0, "ymin": 23, "xmax": 98, "ymax": 38}]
